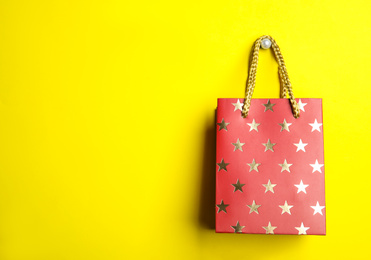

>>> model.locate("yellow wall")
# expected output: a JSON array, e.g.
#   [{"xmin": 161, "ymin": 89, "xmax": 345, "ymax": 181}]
[{"xmin": 0, "ymin": 0, "xmax": 369, "ymax": 259}]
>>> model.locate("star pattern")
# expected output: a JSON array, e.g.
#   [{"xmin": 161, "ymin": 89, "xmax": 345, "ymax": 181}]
[
  {"xmin": 279, "ymin": 159, "xmax": 293, "ymax": 173},
  {"xmin": 262, "ymin": 139, "xmax": 276, "ymax": 152},
  {"xmin": 217, "ymin": 118, "xmax": 230, "ymax": 131},
  {"xmin": 232, "ymin": 99, "xmax": 243, "ymax": 111},
  {"xmin": 247, "ymin": 159, "xmax": 261, "ymax": 172},
  {"xmin": 262, "ymin": 99, "xmax": 275, "ymax": 112},
  {"xmin": 295, "ymin": 222, "xmax": 310, "ymax": 235},
  {"xmin": 232, "ymin": 179, "xmax": 245, "ymax": 193},
  {"xmin": 231, "ymin": 221, "xmax": 245, "ymax": 233},
  {"xmin": 294, "ymin": 139, "xmax": 308, "ymax": 152},
  {"xmin": 298, "ymin": 99, "xmax": 307, "ymax": 112},
  {"xmin": 216, "ymin": 98, "xmax": 325, "ymax": 235},
  {"xmin": 263, "ymin": 222, "xmax": 277, "ymax": 234},
  {"xmin": 217, "ymin": 158, "xmax": 229, "ymax": 172},
  {"xmin": 262, "ymin": 179, "xmax": 276, "ymax": 193},
  {"xmin": 309, "ymin": 119, "xmax": 322, "ymax": 132},
  {"xmin": 216, "ymin": 200, "xmax": 229, "ymax": 213},
  {"xmin": 247, "ymin": 200, "xmax": 261, "ymax": 214},
  {"xmin": 247, "ymin": 119, "xmax": 260, "ymax": 132},
  {"xmin": 278, "ymin": 119, "xmax": 292, "ymax": 132},
  {"xmin": 294, "ymin": 180, "xmax": 309, "ymax": 194},
  {"xmin": 232, "ymin": 138, "xmax": 245, "ymax": 152},
  {"xmin": 279, "ymin": 200, "xmax": 294, "ymax": 215},
  {"xmin": 310, "ymin": 160, "xmax": 324, "ymax": 173},
  {"xmin": 311, "ymin": 202, "xmax": 325, "ymax": 215}
]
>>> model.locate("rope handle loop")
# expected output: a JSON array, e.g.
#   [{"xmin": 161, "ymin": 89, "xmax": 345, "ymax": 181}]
[{"xmin": 241, "ymin": 35, "xmax": 300, "ymax": 118}]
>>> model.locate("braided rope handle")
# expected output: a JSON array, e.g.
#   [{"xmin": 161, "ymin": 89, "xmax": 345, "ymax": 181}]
[{"xmin": 241, "ymin": 35, "xmax": 300, "ymax": 118}]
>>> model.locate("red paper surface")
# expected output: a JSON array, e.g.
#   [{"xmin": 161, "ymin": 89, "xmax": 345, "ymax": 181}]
[{"xmin": 215, "ymin": 98, "xmax": 326, "ymax": 235}]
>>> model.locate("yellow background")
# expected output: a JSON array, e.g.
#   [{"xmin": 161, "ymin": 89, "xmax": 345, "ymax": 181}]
[{"xmin": 0, "ymin": 0, "xmax": 370, "ymax": 259}]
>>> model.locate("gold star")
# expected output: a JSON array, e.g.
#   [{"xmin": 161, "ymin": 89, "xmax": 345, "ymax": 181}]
[
  {"xmin": 217, "ymin": 158, "xmax": 229, "ymax": 172},
  {"xmin": 278, "ymin": 159, "xmax": 293, "ymax": 172},
  {"xmin": 247, "ymin": 200, "xmax": 261, "ymax": 214},
  {"xmin": 262, "ymin": 179, "xmax": 277, "ymax": 193},
  {"xmin": 232, "ymin": 99, "xmax": 243, "ymax": 111},
  {"xmin": 232, "ymin": 179, "xmax": 245, "ymax": 193},
  {"xmin": 247, "ymin": 119, "xmax": 260, "ymax": 132},
  {"xmin": 262, "ymin": 222, "xmax": 277, "ymax": 234},
  {"xmin": 231, "ymin": 221, "xmax": 245, "ymax": 233},
  {"xmin": 278, "ymin": 119, "xmax": 292, "ymax": 132},
  {"xmin": 232, "ymin": 138, "xmax": 245, "ymax": 152},
  {"xmin": 247, "ymin": 159, "xmax": 261, "ymax": 172},
  {"xmin": 216, "ymin": 200, "xmax": 229, "ymax": 213},
  {"xmin": 295, "ymin": 222, "xmax": 310, "ymax": 235},
  {"xmin": 217, "ymin": 118, "xmax": 230, "ymax": 131},
  {"xmin": 279, "ymin": 200, "xmax": 294, "ymax": 215},
  {"xmin": 262, "ymin": 139, "xmax": 276, "ymax": 152},
  {"xmin": 262, "ymin": 99, "xmax": 275, "ymax": 112}
]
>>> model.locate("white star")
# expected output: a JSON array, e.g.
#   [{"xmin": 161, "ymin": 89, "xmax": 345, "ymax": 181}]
[
  {"xmin": 294, "ymin": 180, "xmax": 309, "ymax": 194},
  {"xmin": 294, "ymin": 139, "xmax": 308, "ymax": 152},
  {"xmin": 247, "ymin": 119, "xmax": 260, "ymax": 132},
  {"xmin": 279, "ymin": 200, "xmax": 293, "ymax": 215},
  {"xmin": 310, "ymin": 160, "xmax": 324, "ymax": 173},
  {"xmin": 232, "ymin": 99, "xmax": 243, "ymax": 111},
  {"xmin": 298, "ymin": 99, "xmax": 307, "ymax": 112},
  {"xmin": 309, "ymin": 119, "xmax": 322, "ymax": 132},
  {"xmin": 295, "ymin": 222, "xmax": 310, "ymax": 235},
  {"xmin": 311, "ymin": 201, "xmax": 325, "ymax": 215}
]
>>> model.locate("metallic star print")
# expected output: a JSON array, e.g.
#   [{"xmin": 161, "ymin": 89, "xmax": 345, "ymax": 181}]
[
  {"xmin": 262, "ymin": 222, "xmax": 277, "ymax": 234},
  {"xmin": 247, "ymin": 200, "xmax": 261, "ymax": 214},
  {"xmin": 216, "ymin": 200, "xmax": 229, "ymax": 213},
  {"xmin": 278, "ymin": 118, "xmax": 292, "ymax": 132},
  {"xmin": 217, "ymin": 118, "xmax": 230, "ymax": 131},
  {"xmin": 309, "ymin": 119, "xmax": 322, "ymax": 132},
  {"xmin": 215, "ymin": 98, "xmax": 326, "ymax": 235},
  {"xmin": 295, "ymin": 222, "xmax": 310, "ymax": 235},
  {"xmin": 279, "ymin": 159, "xmax": 293, "ymax": 172},
  {"xmin": 262, "ymin": 99, "xmax": 275, "ymax": 112},
  {"xmin": 294, "ymin": 139, "xmax": 308, "ymax": 152},
  {"xmin": 262, "ymin": 179, "xmax": 277, "ymax": 193},
  {"xmin": 262, "ymin": 139, "xmax": 276, "ymax": 152},
  {"xmin": 279, "ymin": 201, "xmax": 293, "ymax": 215},
  {"xmin": 232, "ymin": 179, "xmax": 245, "ymax": 193},
  {"xmin": 294, "ymin": 180, "xmax": 309, "ymax": 194},
  {"xmin": 217, "ymin": 158, "xmax": 229, "ymax": 172},
  {"xmin": 232, "ymin": 138, "xmax": 245, "ymax": 152},
  {"xmin": 310, "ymin": 160, "xmax": 324, "ymax": 173},
  {"xmin": 311, "ymin": 201, "xmax": 325, "ymax": 215},
  {"xmin": 232, "ymin": 99, "xmax": 243, "ymax": 111},
  {"xmin": 298, "ymin": 99, "xmax": 307, "ymax": 112},
  {"xmin": 247, "ymin": 159, "xmax": 261, "ymax": 172},
  {"xmin": 231, "ymin": 221, "xmax": 245, "ymax": 233},
  {"xmin": 247, "ymin": 119, "xmax": 260, "ymax": 132}
]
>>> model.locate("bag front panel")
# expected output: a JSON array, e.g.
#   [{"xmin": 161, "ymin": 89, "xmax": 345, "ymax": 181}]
[{"xmin": 215, "ymin": 98, "xmax": 325, "ymax": 235}]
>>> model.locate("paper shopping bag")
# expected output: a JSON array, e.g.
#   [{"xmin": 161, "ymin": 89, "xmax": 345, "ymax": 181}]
[{"xmin": 215, "ymin": 36, "xmax": 326, "ymax": 235}]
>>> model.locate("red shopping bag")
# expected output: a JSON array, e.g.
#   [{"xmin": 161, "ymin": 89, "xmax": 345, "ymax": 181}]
[{"xmin": 215, "ymin": 36, "xmax": 325, "ymax": 235}]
